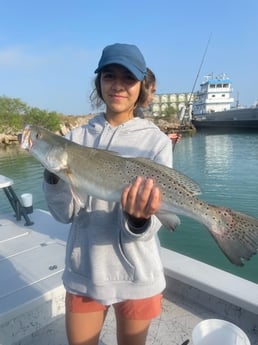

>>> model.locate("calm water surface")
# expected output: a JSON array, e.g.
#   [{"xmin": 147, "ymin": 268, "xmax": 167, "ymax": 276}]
[
  {"xmin": 0, "ymin": 131, "xmax": 258, "ymax": 283},
  {"xmin": 160, "ymin": 130, "xmax": 258, "ymax": 283},
  {"xmin": 0, "ymin": 145, "xmax": 47, "ymax": 212}
]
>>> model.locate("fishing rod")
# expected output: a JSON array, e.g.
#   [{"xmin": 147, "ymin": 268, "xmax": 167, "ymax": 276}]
[
  {"xmin": 188, "ymin": 33, "xmax": 212, "ymax": 106},
  {"xmin": 173, "ymin": 33, "xmax": 212, "ymax": 151}
]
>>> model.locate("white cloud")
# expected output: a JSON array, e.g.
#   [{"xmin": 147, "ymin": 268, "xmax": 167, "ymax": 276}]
[
  {"xmin": 0, "ymin": 45, "xmax": 47, "ymax": 70},
  {"xmin": 0, "ymin": 44, "xmax": 98, "ymax": 73}
]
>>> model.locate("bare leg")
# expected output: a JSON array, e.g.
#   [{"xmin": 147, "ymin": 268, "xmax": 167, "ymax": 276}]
[
  {"xmin": 115, "ymin": 311, "xmax": 151, "ymax": 345},
  {"xmin": 66, "ymin": 309, "xmax": 107, "ymax": 345}
]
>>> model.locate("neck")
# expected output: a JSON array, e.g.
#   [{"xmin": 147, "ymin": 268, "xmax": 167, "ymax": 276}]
[{"xmin": 105, "ymin": 109, "xmax": 135, "ymax": 126}]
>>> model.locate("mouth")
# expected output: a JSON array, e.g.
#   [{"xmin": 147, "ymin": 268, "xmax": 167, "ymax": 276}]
[
  {"xmin": 20, "ymin": 126, "xmax": 32, "ymax": 151},
  {"xmin": 110, "ymin": 94, "xmax": 126, "ymax": 100}
]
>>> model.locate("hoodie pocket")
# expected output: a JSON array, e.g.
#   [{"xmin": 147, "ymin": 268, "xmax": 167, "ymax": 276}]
[{"xmin": 67, "ymin": 216, "xmax": 135, "ymax": 284}]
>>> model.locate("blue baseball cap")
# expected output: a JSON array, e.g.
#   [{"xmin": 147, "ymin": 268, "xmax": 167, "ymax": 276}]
[{"xmin": 95, "ymin": 43, "xmax": 146, "ymax": 81}]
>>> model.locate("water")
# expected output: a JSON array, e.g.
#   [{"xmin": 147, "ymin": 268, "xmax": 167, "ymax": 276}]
[
  {"xmin": 159, "ymin": 130, "xmax": 258, "ymax": 283},
  {"xmin": 0, "ymin": 145, "xmax": 47, "ymax": 212},
  {"xmin": 0, "ymin": 131, "xmax": 258, "ymax": 283}
]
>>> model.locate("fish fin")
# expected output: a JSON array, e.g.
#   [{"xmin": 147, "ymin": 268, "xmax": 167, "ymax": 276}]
[
  {"xmin": 64, "ymin": 170, "xmax": 88, "ymax": 208},
  {"xmin": 133, "ymin": 157, "xmax": 201, "ymax": 196},
  {"xmin": 156, "ymin": 210, "xmax": 181, "ymax": 231},
  {"xmin": 69, "ymin": 186, "xmax": 88, "ymax": 208},
  {"xmin": 208, "ymin": 208, "xmax": 258, "ymax": 266}
]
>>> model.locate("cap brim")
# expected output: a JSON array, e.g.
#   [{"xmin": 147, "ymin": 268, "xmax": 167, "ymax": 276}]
[{"xmin": 95, "ymin": 58, "xmax": 145, "ymax": 81}]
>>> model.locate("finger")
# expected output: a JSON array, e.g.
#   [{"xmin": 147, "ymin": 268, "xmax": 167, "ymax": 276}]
[
  {"xmin": 121, "ymin": 184, "xmax": 131, "ymax": 209},
  {"xmin": 131, "ymin": 178, "xmax": 155, "ymax": 218},
  {"xmin": 144, "ymin": 186, "xmax": 161, "ymax": 218},
  {"xmin": 122, "ymin": 176, "xmax": 143, "ymax": 213},
  {"xmin": 137, "ymin": 178, "xmax": 154, "ymax": 209}
]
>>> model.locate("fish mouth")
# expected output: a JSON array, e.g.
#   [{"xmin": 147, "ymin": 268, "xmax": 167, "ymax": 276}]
[{"xmin": 20, "ymin": 125, "xmax": 33, "ymax": 151}]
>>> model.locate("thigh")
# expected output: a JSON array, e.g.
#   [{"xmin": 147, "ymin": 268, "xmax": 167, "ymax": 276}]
[
  {"xmin": 66, "ymin": 309, "xmax": 106, "ymax": 345},
  {"xmin": 115, "ymin": 316, "xmax": 151, "ymax": 345},
  {"xmin": 65, "ymin": 292, "xmax": 108, "ymax": 345},
  {"xmin": 114, "ymin": 294, "xmax": 163, "ymax": 345}
]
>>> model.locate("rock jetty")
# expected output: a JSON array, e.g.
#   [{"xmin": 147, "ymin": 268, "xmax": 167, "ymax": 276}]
[{"xmin": 0, "ymin": 115, "xmax": 194, "ymax": 145}]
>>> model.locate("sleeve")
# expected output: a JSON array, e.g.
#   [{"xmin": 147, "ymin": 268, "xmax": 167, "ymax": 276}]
[
  {"xmin": 153, "ymin": 135, "xmax": 173, "ymax": 168},
  {"xmin": 43, "ymin": 176, "xmax": 79, "ymax": 224},
  {"xmin": 121, "ymin": 212, "xmax": 163, "ymax": 241}
]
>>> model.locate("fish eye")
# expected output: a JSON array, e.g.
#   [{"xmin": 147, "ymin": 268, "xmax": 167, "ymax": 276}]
[{"xmin": 36, "ymin": 131, "xmax": 42, "ymax": 139}]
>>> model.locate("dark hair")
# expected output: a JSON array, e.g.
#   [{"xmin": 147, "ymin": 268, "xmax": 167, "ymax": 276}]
[
  {"xmin": 145, "ymin": 68, "xmax": 156, "ymax": 90},
  {"xmin": 90, "ymin": 69, "xmax": 150, "ymax": 111},
  {"xmin": 134, "ymin": 68, "xmax": 156, "ymax": 117}
]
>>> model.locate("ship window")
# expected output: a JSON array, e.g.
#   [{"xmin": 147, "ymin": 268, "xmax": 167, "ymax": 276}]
[
  {"xmin": 223, "ymin": 83, "xmax": 229, "ymax": 88},
  {"xmin": 210, "ymin": 84, "xmax": 215, "ymax": 88},
  {"xmin": 217, "ymin": 84, "xmax": 222, "ymax": 88},
  {"xmin": 222, "ymin": 94, "xmax": 225, "ymax": 97},
  {"xmin": 212, "ymin": 95, "xmax": 215, "ymax": 97}
]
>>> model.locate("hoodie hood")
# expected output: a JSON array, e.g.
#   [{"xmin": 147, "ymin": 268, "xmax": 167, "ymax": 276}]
[{"xmin": 68, "ymin": 112, "xmax": 171, "ymax": 163}]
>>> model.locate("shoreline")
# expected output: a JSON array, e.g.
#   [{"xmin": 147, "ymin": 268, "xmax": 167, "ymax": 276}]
[{"xmin": 0, "ymin": 116, "xmax": 195, "ymax": 145}]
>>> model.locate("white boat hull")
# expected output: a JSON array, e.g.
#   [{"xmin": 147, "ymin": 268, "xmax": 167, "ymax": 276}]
[{"xmin": 0, "ymin": 209, "xmax": 257, "ymax": 345}]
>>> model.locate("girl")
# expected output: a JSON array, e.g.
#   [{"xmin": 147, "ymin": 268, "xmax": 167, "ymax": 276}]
[{"xmin": 43, "ymin": 43, "xmax": 173, "ymax": 345}]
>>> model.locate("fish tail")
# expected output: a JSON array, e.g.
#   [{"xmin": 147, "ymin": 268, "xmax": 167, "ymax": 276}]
[{"xmin": 208, "ymin": 207, "xmax": 258, "ymax": 266}]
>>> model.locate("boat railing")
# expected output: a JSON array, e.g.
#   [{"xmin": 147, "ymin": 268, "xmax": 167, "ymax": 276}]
[{"xmin": 0, "ymin": 175, "xmax": 34, "ymax": 226}]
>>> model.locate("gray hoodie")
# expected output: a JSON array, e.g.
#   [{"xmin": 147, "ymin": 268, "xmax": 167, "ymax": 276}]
[{"xmin": 43, "ymin": 113, "xmax": 173, "ymax": 305}]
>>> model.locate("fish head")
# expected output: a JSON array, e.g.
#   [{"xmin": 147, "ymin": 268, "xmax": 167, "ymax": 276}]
[
  {"xmin": 20, "ymin": 125, "xmax": 49, "ymax": 152},
  {"xmin": 20, "ymin": 125, "xmax": 69, "ymax": 174}
]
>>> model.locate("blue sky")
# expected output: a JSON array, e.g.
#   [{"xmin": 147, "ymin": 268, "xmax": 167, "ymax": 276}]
[{"xmin": 1, "ymin": 0, "xmax": 258, "ymax": 115}]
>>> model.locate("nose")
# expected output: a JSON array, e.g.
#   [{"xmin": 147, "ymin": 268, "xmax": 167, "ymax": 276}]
[{"xmin": 111, "ymin": 77, "xmax": 124, "ymax": 90}]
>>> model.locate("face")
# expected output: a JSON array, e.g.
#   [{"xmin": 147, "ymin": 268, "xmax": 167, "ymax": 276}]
[
  {"xmin": 147, "ymin": 83, "xmax": 156, "ymax": 104},
  {"xmin": 142, "ymin": 82, "xmax": 156, "ymax": 108},
  {"xmin": 100, "ymin": 64, "xmax": 141, "ymax": 119}
]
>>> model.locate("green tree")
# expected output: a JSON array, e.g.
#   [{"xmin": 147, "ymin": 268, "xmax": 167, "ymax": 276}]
[
  {"xmin": 0, "ymin": 95, "xmax": 61, "ymax": 133},
  {"xmin": 162, "ymin": 106, "xmax": 178, "ymax": 122},
  {"xmin": 23, "ymin": 107, "xmax": 61, "ymax": 131},
  {"xmin": 0, "ymin": 96, "xmax": 29, "ymax": 132},
  {"xmin": 0, "ymin": 96, "xmax": 28, "ymax": 115}
]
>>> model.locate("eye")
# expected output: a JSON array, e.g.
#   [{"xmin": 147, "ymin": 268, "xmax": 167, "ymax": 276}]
[
  {"xmin": 125, "ymin": 74, "xmax": 137, "ymax": 82},
  {"xmin": 102, "ymin": 72, "xmax": 115, "ymax": 80}
]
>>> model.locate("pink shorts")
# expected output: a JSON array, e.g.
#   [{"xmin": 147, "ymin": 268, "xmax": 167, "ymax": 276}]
[{"xmin": 66, "ymin": 292, "xmax": 162, "ymax": 320}]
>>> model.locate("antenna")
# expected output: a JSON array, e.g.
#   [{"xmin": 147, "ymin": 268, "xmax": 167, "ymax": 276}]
[
  {"xmin": 172, "ymin": 34, "xmax": 212, "ymax": 152},
  {"xmin": 189, "ymin": 33, "xmax": 212, "ymax": 103}
]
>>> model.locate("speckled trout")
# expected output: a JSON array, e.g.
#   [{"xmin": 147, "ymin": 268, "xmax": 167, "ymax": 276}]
[{"xmin": 21, "ymin": 125, "xmax": 258, "ymax": 266}]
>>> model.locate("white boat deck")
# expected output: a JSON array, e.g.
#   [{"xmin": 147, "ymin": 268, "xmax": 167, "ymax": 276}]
[
  {"xmin": 20, "ymin": 287, "xmax": 221, "ymax": 345},
  {"xmin": 0, "ymin": 207, "xmax": 257, "ymax": 345}
]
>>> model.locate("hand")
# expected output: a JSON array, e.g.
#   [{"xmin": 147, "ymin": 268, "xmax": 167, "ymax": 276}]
[
  {"xmin": 121, "ymin": 176, "xmax": 161, "ymax": 221},
  {"xmin": 168, "ymin": 133, "xmax": 181, "ymax": 145}
]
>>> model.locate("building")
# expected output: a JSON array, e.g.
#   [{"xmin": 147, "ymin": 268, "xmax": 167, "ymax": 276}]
[{"xmin": 149, "ymin": 92, "xmax": 196, "ymax": 117}]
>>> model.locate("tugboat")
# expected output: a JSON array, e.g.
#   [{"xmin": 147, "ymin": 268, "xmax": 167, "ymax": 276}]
[{"xmin": 191, "ymin": 74, "xmax": 258, "ymax": 129}]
